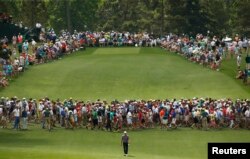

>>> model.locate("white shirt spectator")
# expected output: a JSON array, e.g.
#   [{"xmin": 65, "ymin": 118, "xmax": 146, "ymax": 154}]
[
  {"xmin": 245, "ymin": 109, "xmax": 250, "ymax": 118},
  {"xmin": 19, "ymin": 56, "xmax": 25, "ymax": 66},
  {"xmin": 39, "ymin": 103, "xmax": 44, "ymax": 111},
  {"xmin": 13, "ymin": 108, "xmax": 20, "ymax": 117},
  {"xmin": 211, "ymin": 41, "xmax": 215, "ymax": 46},
  {"xmin": 31, "ymin": 39, "xmax": 37, "ymax": 46},
  {"xmin": 127, "ymin": 111, "xmax": 132, "ymax": 119},
  {"xmin": 82, "ymin": 106, "xmax": 87, "ymax": 113},
  {"xmin": 16, "ymin": 101, "xmax": 22, "ymax": 108},
  {"xmin": 153, "ymin": 106, "xmax": 159, "ymax": 114},
  {"xmin": 14, "ymin": 58, "xmax": 19, "ymax": 66},
  {"xmin": 237, "ymin": 55, "xmax": 242, "ymax": 66},
  {"xmin": 73, "ymin": 109, "xmax": 77, "ymax": 115}
]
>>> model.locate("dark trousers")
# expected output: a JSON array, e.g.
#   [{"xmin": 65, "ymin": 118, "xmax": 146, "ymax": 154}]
[
  {"xmin": 106, "ymin": 120, "xmax": 112, "ymax": 131},
  {"xmin": 14, "ymin": 117, "xmax": 20, "ymax": 129},
  {"xmin": 123, "ymin": 143, "xmax": 128, "ymax": 154}
]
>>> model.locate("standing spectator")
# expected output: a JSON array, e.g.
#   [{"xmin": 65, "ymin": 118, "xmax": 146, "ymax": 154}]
[
  {"xmin": 126, "ymin": 111, "xmax": 132, "ymax": 129},
  {"xmin": 97, "ymin": 107, "xmax": 103, "ymax": 129},
  {"xmin": 21, "ymin": 98, "xmax": 29, "ymax": 130},
  {"xmin": 92, "ymin": 108, "xmax": 98, "ymax": 130},
  {"xmin": 1, "ymin": 106, "xmax": 8, "ymax": 128},
  {"xmin": 236, "ymin": 54, "xmax": 242, "ymax": 70},
  {"xmin": 17, "ymin": 33, "xmax": 23, "ymax": 54},
  {"xmin": 201, "ymin": 108, "xmax": 208, "ymax": 131},
  {"xmin": 22, "ymin": 40, "xmax": 29, "ymax": 54},
  {"xmin": 17, "ymin": 33, "xmax": 23, "ymax": 44},
  {"xmin": 244, "ymin": 107, "xmax": 250, "ymax": 129},
  {"xmin": 31, "ymin": 39, "xmax": 37, "ymax": 54},
  {"xmin": 106, "ymin": 109, "xmax": 112, "ymax": 131},
  {"xmin": 162, "ymin": 108, "xmax": 169, "ymax": 129},
  {"xmin": 13, "ymin": 106, "xmax": 20, "ymax": 130},
  {"xmin": 12, "ymin": 35, "xmax": 17, "ymax": 48},
  {"xmin": 215, "ymin": 52, "xmax": 221, "ymax": 71},
  {"xmin": 19, "ymin": 55, "xmax": 25, "ymax": 71},
  {"xmin": 82, "ymin": 104, "xmax": 88, "ymax": 126},
  {"xmin": 43, "ymin": 107, "xmax": 52, "ymax": 131},
  {"xmin": 159, "ymin": 108, "xmax": 165, "ymax": 129},
  {"xmin": 12, "ymin": 48, "xmax": 16, "ymax": 57},
  {"xmin": 170, "ymin": 107, "xmax": 177, "ymax": 129},
  {"xmin": 229, "ymin": 111, "xmax": 235, "ymax": 129},
  {"xmin": 21, "ymin": 102, "xmax": 28, "ymax": 130}
]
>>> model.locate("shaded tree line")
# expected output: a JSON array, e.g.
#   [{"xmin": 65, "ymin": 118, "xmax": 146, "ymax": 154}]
[{"xmin": 0, "ymin": 0, "xmax": 249, "ymax": 37}]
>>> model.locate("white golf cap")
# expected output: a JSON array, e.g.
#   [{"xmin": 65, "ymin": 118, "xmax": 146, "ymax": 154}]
[{"xmin": 124, "ymin": 131, "xmax": 127, "ymax": 134}]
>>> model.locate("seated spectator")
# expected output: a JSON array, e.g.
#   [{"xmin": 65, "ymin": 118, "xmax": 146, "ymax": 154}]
[
  {"xmin": 0, "ymin": 72, "xmax": 8, "ymax": 87},
  {"xmin": 28, "ymin": 54, "xmax": 35, "ymax": 65},
  {"xmin": 236, "ymin": 70, "xmax": 245, "ymax": 79}
]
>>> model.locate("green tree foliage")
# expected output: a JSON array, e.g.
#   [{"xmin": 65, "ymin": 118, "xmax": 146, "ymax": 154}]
[
  {"xmin": 234, "ymin": 0, "xmax": 250, "ymax": 36},
  {"xmin": 166, "ymin": 0, "xmax": 229, "ymax": 36},
  {"xmin": 46, "ymin": 0, "xmax": 99, "ymax": 33},
  {"xmin": 0, "ymin": 0, "xmax": 22, "ymax": 21},
  {"xmin": 0, "ymin": 0, "xmax": 49, "ymax": 30},
  {"xmin": 200, "ymin": 0, "xmax": 230, "ymax": 36},
  {"xmin": 1, "ymin": 0, "xmax": 249, "ymax": 36},
  {"xmin": 97, "ymin": 0, "xmax": 163, "ymax": 35}
]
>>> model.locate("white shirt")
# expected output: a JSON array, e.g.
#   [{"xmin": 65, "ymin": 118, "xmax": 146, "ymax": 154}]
[
  {"xmin": 73, "ymin": 109, "xmax": 77, "ymax": 115},
  {"xmin": 39, "ymin": 103, "xmax": 44, "ymax": 111},
  {"xmin": 19, "ymin": 56, "xmax": 25, "ymax": 66},
  {"xmin": 153, "ymin": 107, "xmax": 159, "ymax": 114},
  {"xmin": 127, "ymin": 112, "xmax": 132, "ymax": 119},
  {"xmin": 245, "ymin": 110, "xmax": 250, "ymax": 118},
  {"xmin": 31, "ymin": 40, "xmax": 37, "ymax": 46},
  {"xmin": 16, "ymin": 101, "xmax": 22, "ymax": 109},
  {"xmin": 211, "ymin": 41, "xmax": 215, "ymax": 46},
  {"xmin": 36, "ymin": 23, "xmax": 41, "ymax": 28},
  {"xmin": 14, "ymin": 59, "xmax": 19, "ymax": 66},
  {"xmin": 13, "ymin": 108, "xmax": 20, "ymax": 117},
  {"xmin": 82, "ymin": 106, "xmax": 87, "ymax": 113},
  {"xmin": 237, "ymin": 56, "xmax": 241, "ymax": 63}
]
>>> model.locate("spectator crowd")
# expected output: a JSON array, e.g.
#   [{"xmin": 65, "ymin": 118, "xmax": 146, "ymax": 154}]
[
  {"xmin": 0, "ymin": 97, "xmax": 249, "ymax": 131},
  {"xmin": 161, "ymin": 33, "xmax": 250, "ymax": 83},
  {"xmin": 0, "ymin": 29, "xmax": 163, "ymax": 88}
]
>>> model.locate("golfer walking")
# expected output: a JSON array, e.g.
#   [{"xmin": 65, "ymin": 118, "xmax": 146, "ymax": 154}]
[{"xmin": 121, "ymin": 131, "xmax": 129, "ymax": 156}]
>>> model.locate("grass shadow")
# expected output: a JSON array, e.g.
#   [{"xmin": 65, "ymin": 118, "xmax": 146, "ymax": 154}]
[{"xmin": 0, "ymin": 131, "xmax": 49, "ymax": 147}]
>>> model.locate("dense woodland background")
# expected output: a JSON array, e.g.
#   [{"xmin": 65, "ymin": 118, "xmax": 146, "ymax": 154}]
[{"xmin": 0, "ymin": 0, "xmax": 250, "ymax": 37}]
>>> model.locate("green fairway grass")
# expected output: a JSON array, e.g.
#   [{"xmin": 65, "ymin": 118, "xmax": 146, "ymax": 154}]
[
  {"xmin": 94, "ymin": 47, "xmax": 140, "ymax": 55},
  {"xmin": 0, "ymin": 47, "xmax": 249, "ymax": 159},
  {"xmin": 0, "ymin": 126, "xmax": 249, "ymax": 159},
  {"xmin": 0, "ymin": 47, "xmax": 249, "ymax": 100}
]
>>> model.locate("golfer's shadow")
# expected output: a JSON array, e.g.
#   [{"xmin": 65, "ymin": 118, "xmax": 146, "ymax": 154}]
[{"xmin": 127, "ymin": 155, "xmax": 135, "ymax": 157}]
